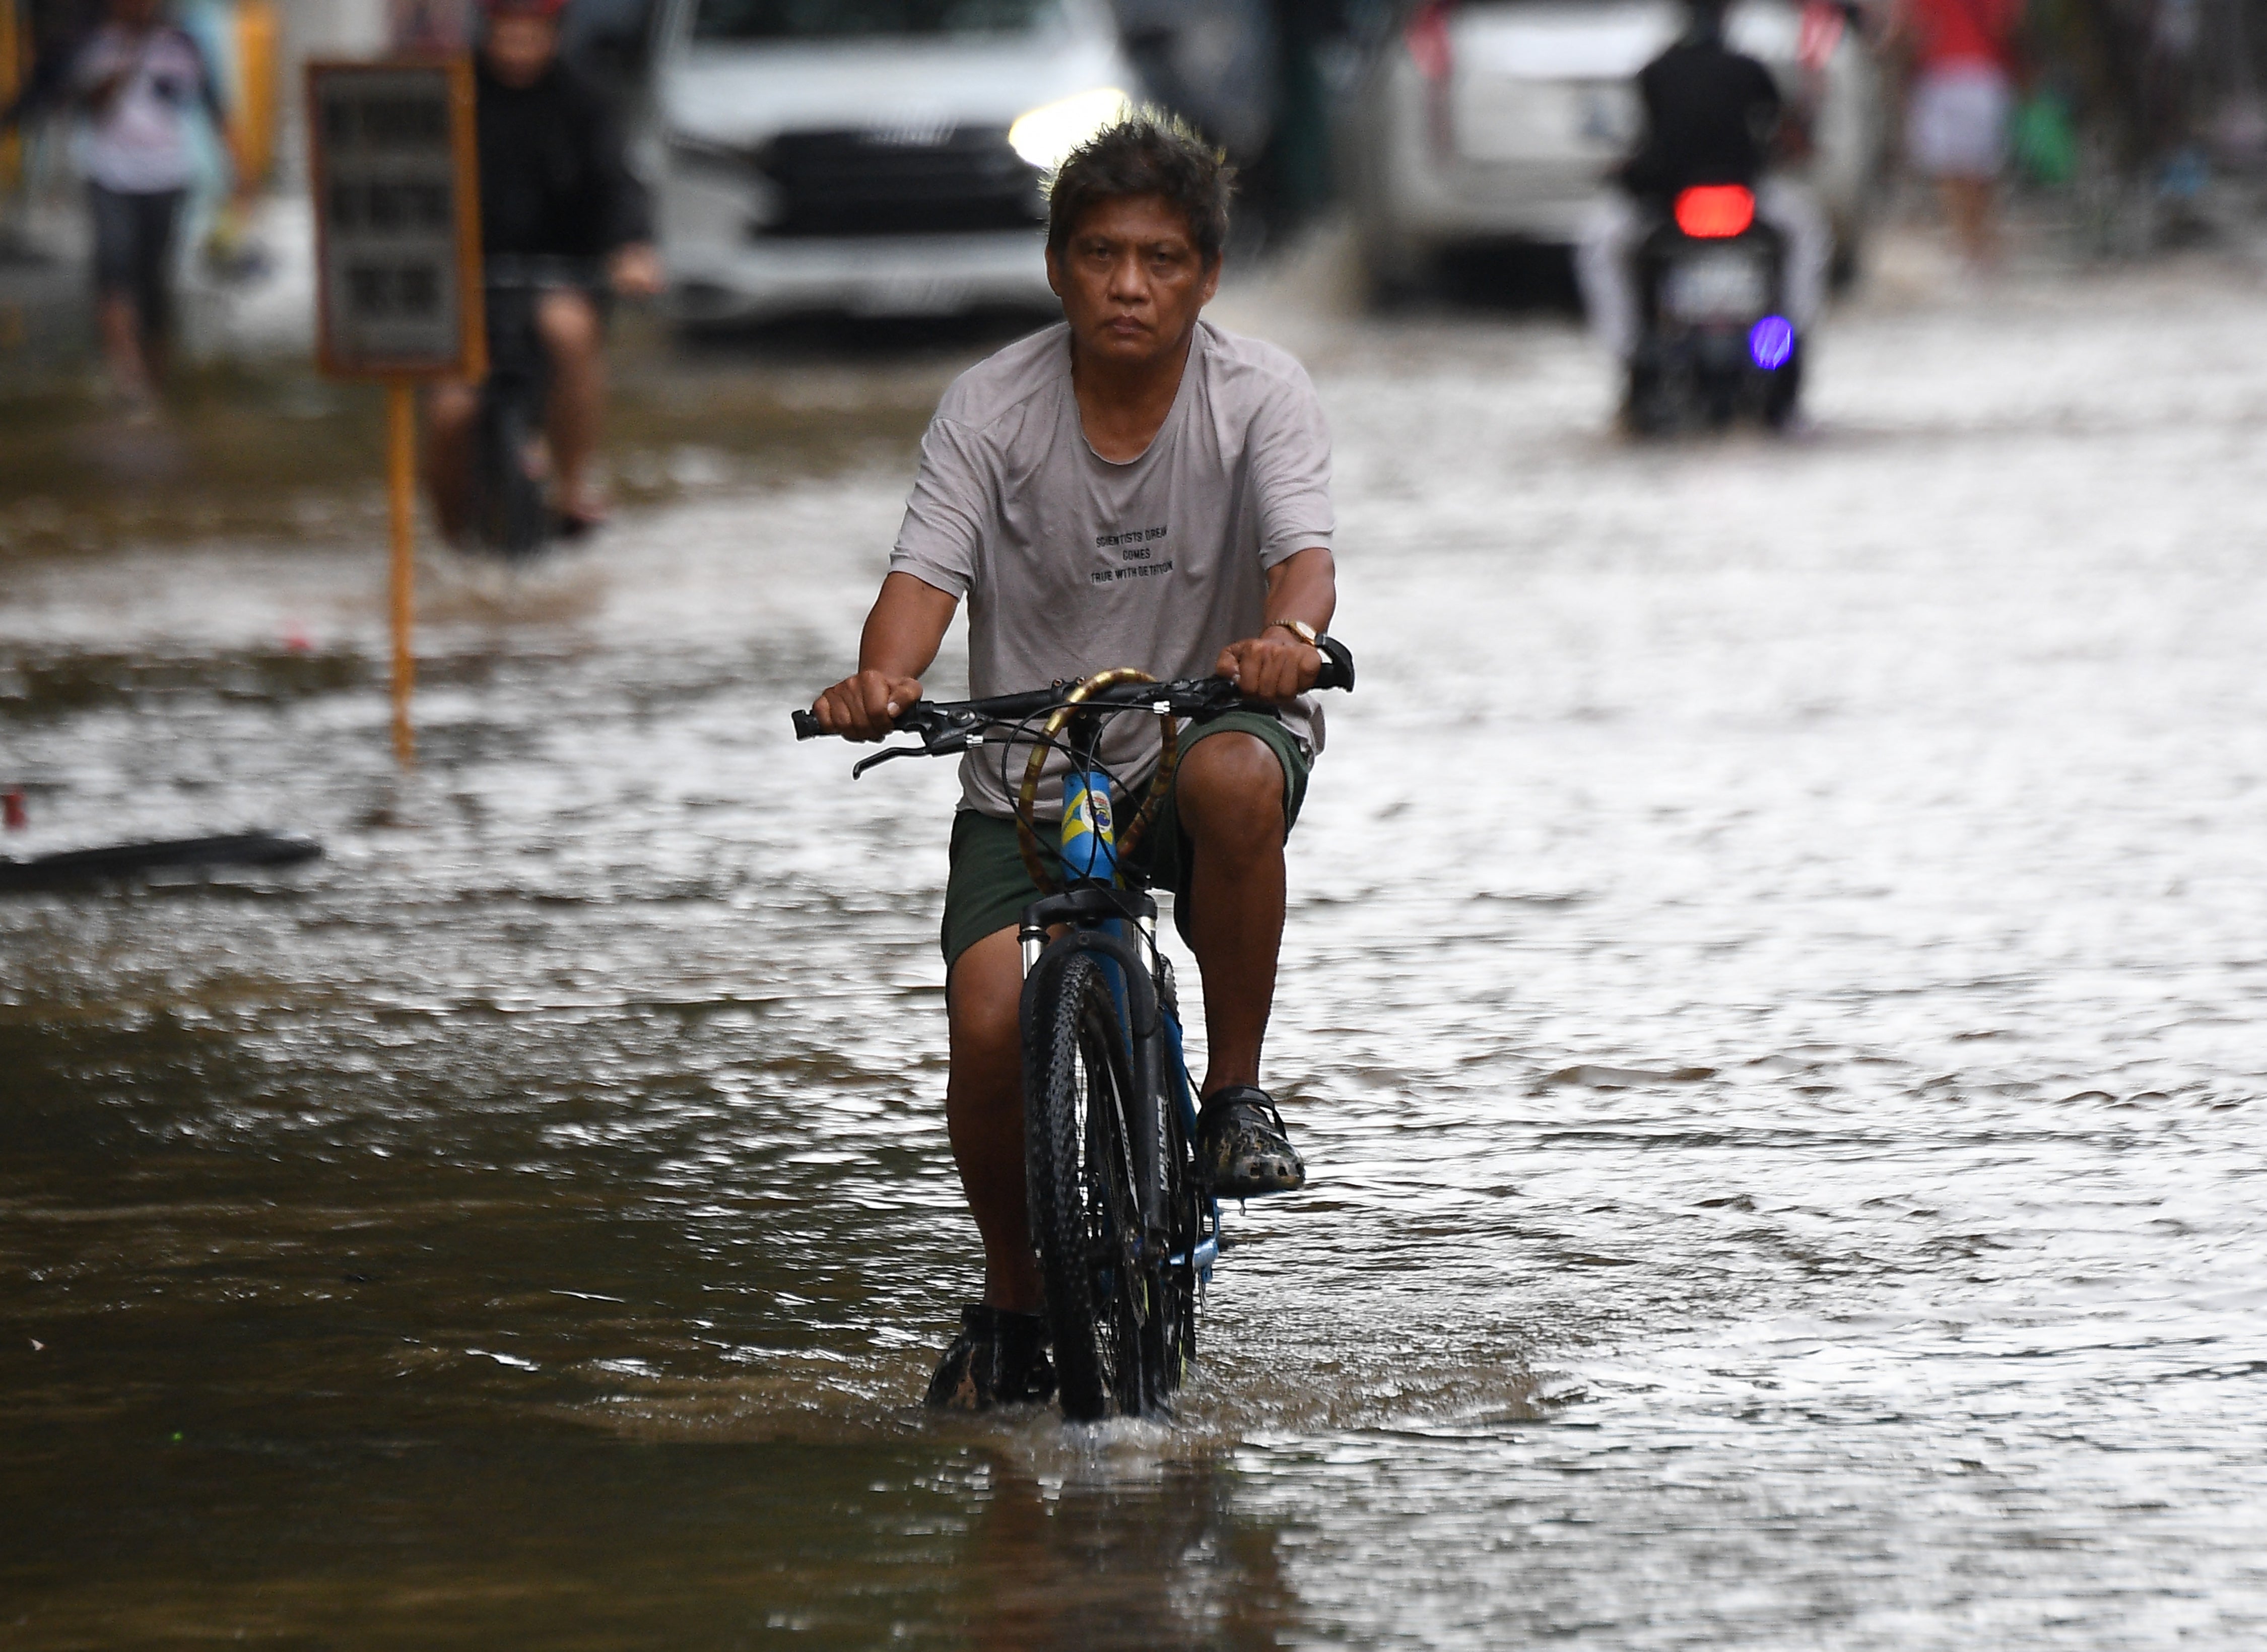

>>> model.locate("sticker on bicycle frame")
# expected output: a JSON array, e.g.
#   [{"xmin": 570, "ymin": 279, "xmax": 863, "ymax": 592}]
[
  {"xmin": 1061, "ymin": 772, "xmax": 1118, "ymax": 882},
  {"xmin": 307, "ymin": 58, "xmax": 485, "ymax": 381}
]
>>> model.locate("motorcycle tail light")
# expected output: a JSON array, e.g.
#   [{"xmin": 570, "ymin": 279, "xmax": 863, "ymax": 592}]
[{"xmin": 1675, "ymin": 184, "xmax": 1756, "ymax": 239}]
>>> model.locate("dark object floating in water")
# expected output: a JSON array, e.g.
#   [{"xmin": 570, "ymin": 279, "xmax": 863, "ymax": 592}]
[{"xmin": 0, "ymin": 831, "xmax": 323, "ymax": 892}]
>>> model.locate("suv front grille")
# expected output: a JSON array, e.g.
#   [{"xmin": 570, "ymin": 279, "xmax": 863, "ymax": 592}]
[{"xmin": 756, "ymin": 127, "xmax": 1046, "ymax": 238}]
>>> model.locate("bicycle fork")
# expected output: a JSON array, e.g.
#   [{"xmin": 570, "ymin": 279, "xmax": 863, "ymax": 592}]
[{"xmin": 1017, "ymin": 751, "xmax": 1174, "ymax": 1260}]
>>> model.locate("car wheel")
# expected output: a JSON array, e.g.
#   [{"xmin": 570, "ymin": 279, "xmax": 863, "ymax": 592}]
[{"xmin": 1357, "ymin": 231, "xmax": 1426, "ymax": 311}]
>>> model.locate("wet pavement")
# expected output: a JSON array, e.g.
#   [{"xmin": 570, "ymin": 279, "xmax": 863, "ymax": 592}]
[{"xmin": 5, "ymin": 245, "xmax": 2267, "ymax": 1647}]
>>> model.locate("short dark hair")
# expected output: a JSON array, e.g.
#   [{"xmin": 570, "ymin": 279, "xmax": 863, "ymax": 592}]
[{"xmin": 1045, "ymin": 116, "xmax": 1234, "ymax": 268}]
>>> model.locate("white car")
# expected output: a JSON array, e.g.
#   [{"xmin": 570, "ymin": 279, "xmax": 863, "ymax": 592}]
[
  {"xmin": 1339, "ymin": 0, "xmax": 1887, "ymax": 295},
  {"xmin": 651, "ymin": 0, "xmax": 1141, "ymax": 324}
]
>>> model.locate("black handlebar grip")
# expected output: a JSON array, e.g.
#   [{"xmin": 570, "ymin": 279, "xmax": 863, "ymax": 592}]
[
  {"xmin": 791, "ymin": 709, "xmax": 825, "ymax": 740},
  {"xmin": 1313, "ymin": 636, "xmax": 1357, "ymax": 693}
]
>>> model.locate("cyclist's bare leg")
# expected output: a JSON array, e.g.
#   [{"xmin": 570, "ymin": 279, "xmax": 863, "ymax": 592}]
[
  {"xmin": 946, "ymin": 927, "xmax": 1046, "ymax": 1313},
  {"xmin": 422, "ymin": 382, "xmax": 480, "ymax": 541},
  {"xmin": 939, "ymin": 732, "xmax": 1285, "ymax": 1305},
  {"xmin": 1174, "ymin": 730, "xmax": 1286, "ymax": 1096},
  {"xmin": 537, "ymin": 289, "xmax": 606, "ymax": 522}
]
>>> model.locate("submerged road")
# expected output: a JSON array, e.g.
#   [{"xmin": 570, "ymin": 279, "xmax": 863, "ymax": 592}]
[{"xmin": 5, "ymin": 247, "xmax": 2266, "ymax": 1646}]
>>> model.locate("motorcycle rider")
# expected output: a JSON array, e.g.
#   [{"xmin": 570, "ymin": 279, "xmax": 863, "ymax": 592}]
[
  {"xmin": 1574, "ymin": 0, "xmax": 1831, "ymax": 408},
  {"xmin": 422, "ymin": 0, "xmax": 661, "ymax": 541}
]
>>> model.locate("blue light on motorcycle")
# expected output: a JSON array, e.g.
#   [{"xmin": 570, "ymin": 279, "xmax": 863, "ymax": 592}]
[{"xmin": 1750, "ymin": 315, "xmax": 1795, "ymax": 371}]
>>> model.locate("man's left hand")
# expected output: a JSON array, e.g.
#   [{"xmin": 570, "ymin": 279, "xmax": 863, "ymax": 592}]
[{"xmin": 1216, "ymin": 631, "xmax": 1320, "ymax": 703}]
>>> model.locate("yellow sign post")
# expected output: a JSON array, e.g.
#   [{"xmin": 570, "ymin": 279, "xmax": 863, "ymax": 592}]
[
  {"xmin": 305, "ymin": 58, "xmax": 485, "ymax": 765},
  {"xmin": 226, "ymin": 2, "xmax": 281, "ymax": 190},
  {"xmin": 1, "ymin": 0, "xmax": 25, "ymax": 194},
  {"xmin": 386, "ymin": 380, "xmax": 418, "ymax": 762}
]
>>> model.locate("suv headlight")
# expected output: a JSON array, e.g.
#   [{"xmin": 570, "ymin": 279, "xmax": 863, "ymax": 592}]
[{"xmin": 1007, "ymin": 88, "xmax": 1134, "ymax": 172}]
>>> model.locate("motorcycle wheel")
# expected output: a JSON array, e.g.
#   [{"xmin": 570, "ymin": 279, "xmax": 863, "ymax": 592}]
[{"xmin": 1762, "ymin": 340, "xmax": 1805, "ymax": 431}]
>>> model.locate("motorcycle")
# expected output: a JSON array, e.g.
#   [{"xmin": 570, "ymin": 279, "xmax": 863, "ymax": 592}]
[{"xmin": 1626, "ymin": 183, "xmax": 1802, "ymax": 435}]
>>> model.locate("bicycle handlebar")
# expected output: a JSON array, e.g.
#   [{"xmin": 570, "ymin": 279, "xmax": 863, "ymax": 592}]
[
  {"xmin": 790, "ymin": 638, "xmax": 1354, "ymax": 753},
  {"xmin": 481, "ymin": 254, "xmax": 608, "ymax": 294}
]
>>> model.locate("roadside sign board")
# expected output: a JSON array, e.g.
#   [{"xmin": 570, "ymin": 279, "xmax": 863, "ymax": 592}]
[
  {"xmin": 306, "ymin": 57, "xmax": 486, "ymax": 766},
  {"xmin": 307, "ymin": 58, "xmax": 484, "ymax": 381}
]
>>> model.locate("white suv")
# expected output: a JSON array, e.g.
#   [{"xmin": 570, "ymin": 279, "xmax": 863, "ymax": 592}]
[
  {"xmin": 652, "ymin": 0, "xmax": 1140, "ymax": 324},
  {"xmin": 1339, "ymin": 0, "xmax": 1887, "ymax": 296}
]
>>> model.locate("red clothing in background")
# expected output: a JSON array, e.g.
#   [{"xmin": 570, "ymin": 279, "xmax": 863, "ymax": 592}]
[{"xmin": 1905, "ymin": 0, "xmax": 2021, "ymax": 71}]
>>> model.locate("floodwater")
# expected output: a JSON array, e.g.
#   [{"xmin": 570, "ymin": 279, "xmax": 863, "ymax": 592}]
[{"xmin": 6, "ymin": 244, "xmax": 2267, "ymax": 1647}]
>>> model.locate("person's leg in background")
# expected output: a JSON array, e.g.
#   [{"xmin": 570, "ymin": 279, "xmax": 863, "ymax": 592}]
[
  {"xmin": 1574, "ymin": 190, "xmax": 1647, "ymax": 365},
  {"xmin": 1758, "ymin": 176, "xmax": 1832, "ymax": 332},
  {"xmin": 1939, "ymin": 174, "xmax": 1997, "ymax": 267},
  {"xmin": 422, "ymin": 382, "xmax": 482, "ymax": 542},
  {"xmin": 536, "ymin": 286, "xmax": 607, "ymax": 527},
  {"xmin": 89, "ymin": 183, "xmax": 154, "ymax": 409},
  {"xmin": 126, "ymin": 187, "xmax": 184, "ymax": 389}
]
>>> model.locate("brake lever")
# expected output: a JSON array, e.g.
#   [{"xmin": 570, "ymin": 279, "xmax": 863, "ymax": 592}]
[
  {"xmin": 848, "ymin": 719, "xmax": 978, "ymax": 777},
  {"xmin": 850, "ymin": 744, "xmax": 926, "ymax": 779}
]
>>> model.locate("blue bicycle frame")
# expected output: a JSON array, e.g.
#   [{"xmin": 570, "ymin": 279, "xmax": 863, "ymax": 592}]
[{"xmin": 1022, "ymin": 763, "xmax": 1223, "ymax": 1285}]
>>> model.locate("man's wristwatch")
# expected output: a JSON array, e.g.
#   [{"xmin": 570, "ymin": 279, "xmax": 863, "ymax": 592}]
[{"xmin": 1268, "ymin": 618, "xmax": 1320, "ymax": 648}]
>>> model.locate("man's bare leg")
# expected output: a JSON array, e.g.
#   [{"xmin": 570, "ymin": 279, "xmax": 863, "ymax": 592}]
[
  {"xmin": 946, "ymin": 927, "xmax": 1046, "ymax": 1313},
  {"xmin": 1174, "ymin": 731, "xmax": 1287, "ymax": 1096},
  {"xmin": 422, "ymin": 382, "xmax": 481, "ymax": 542},
  {"xmin": 537, "ymin": 288, "xmax": 606, "ymax": 522}
]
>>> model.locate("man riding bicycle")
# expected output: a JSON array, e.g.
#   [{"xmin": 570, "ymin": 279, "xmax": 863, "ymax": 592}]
[
  {"xmin": 809, "ymin": 119, "xmax": 1339, "ymax": 1412},
  {"xmin": 423, "ymin": 0, "xmax": 661, "ymax": 541}
]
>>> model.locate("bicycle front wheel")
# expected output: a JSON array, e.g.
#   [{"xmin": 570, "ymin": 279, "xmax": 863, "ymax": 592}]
[{"xmin": 1025, "ymin": 951, "xmax": 1150, "ymax": 1422}]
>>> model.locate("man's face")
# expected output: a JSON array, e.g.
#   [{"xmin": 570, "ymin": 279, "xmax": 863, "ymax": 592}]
[
  {"xmin": 485, "ymin": 15, "xmax": 560, "ymax": 87},
  {"xmin": 1045, "ymin": 193, "xmax": 1220, "ymax": 372}
]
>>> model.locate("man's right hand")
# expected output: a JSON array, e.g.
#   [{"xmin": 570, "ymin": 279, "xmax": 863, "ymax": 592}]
[{"xmin": 812, "ymin": 670, "xmax": 924, "ymax": 742}]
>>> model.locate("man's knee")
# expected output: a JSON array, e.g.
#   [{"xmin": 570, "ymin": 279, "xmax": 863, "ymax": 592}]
[
  {"xmin": 947, "ymin": 928, "xmax": 1024, "ymax": 1073},
  {"xmin": 537, "ymin": 290, "xmax": 602, "ymax": 361},
  {"xmin": 1177, "ymin": 732, "xmax": 1286, "ymax": 856}
]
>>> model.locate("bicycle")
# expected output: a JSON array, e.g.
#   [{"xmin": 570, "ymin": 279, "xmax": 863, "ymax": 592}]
[{"xmin": 792, "ymin": 641, "xmax": 1355, "ymax": 1421}]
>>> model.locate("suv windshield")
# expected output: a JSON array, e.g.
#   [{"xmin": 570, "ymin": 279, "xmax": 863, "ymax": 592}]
[{"xmin": 691, "ymin": 0, "xmax": 1057, "ymax": 40}]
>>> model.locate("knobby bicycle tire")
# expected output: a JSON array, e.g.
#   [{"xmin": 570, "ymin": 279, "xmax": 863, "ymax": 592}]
[{"xmin": 1025, "ymin": 951, "xmax": 1151, "ymax": 1422}]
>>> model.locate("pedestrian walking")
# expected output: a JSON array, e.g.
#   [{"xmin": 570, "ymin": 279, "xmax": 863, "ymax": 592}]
[
  {"xmin": 1893, "ymin": 0, "xmax": 2024, "ymax": 269},
  {"xmin": 68, "ymin": 0, "xmax": 229, "ymax": 412}
]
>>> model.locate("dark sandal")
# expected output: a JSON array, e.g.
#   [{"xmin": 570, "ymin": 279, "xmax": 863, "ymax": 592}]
[
  {"xmin": 1196, "ymin": 1085, "xmax": 1307, "ymax": 1196},
  {"xmin": 923, "ymin": 1303, "xmax": 1056, "ymax": 1411}
]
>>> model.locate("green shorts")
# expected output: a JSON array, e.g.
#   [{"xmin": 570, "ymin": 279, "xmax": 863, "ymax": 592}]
[{"xmin": 940, "ymin": 709, "xmax": 1312, "ymax": 969}]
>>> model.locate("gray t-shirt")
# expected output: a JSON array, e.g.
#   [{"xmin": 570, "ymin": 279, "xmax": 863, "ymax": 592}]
[{"xmin": 890, "ymin": 318, "xmax": 1335, "ymax": 820}]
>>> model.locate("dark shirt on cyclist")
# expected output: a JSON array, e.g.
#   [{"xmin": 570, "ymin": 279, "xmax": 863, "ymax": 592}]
[
  {"xmin": 1617, "ymin": 35, "xmax": 1781, "ymax": 204},
  {"xmin": 474, "ymin": 53, "xmax": 651, "ymax": 259}
]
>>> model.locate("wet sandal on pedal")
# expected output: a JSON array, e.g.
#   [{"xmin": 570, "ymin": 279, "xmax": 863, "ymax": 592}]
[{"xmin": 1196, "ymin": 1086, "xmax": 1307, "ymax": 1196}]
